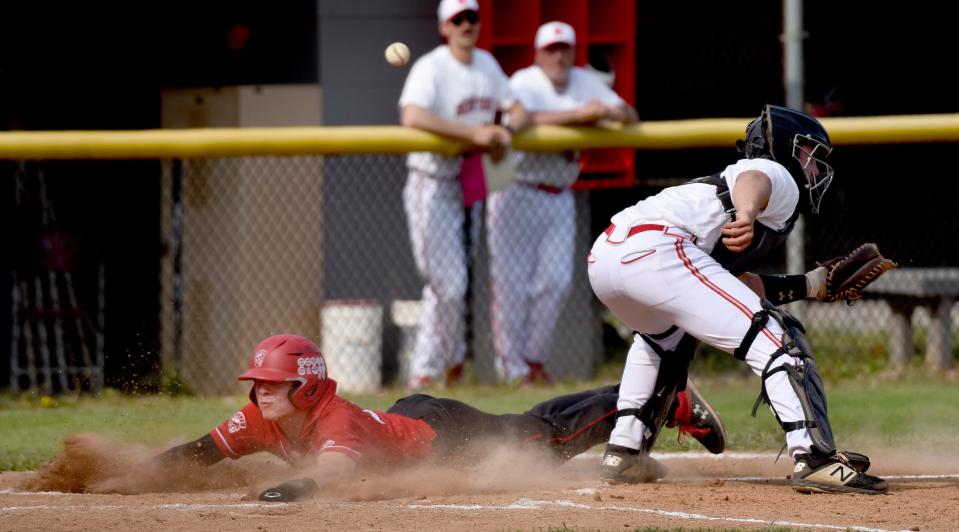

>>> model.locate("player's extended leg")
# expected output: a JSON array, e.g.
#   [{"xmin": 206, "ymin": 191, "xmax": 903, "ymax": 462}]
[
  {"xmin": 387, "ymin": 393, "xmax": 554, "ymax": 462},
  {"xmin": 403, "ymin": 173, "xmax": 468, "ymax": 387},
  {"xmin": 523, "ymin": 384, "xmax": 619, "ymax": 460},
  {"xmin": 522, "ymin": 377, "xmax": 725, "ymax": 463}
]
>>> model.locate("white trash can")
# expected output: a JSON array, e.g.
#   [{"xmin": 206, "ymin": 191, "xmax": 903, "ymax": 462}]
[
  {"xmin": 390, "ymin": 300, "xmax": 422, "ymax": 384},
  {"xmin": 321, "ymin": 300, "xmax": 383, "ymax": 393}
]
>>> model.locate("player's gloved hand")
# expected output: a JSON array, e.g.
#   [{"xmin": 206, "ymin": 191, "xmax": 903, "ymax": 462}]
[
  {"xmin": 815, "ymin": 243, "xmax": 897, "ymax": 302},
  {"xmin": 257, "ymin": 478, "xmax": 320, "ymax": 502}
]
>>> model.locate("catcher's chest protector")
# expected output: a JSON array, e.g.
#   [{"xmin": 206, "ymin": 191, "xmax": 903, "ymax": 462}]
[{"xmin": 686, "ymin": 173, "xmax": 799, "ymax": 276}]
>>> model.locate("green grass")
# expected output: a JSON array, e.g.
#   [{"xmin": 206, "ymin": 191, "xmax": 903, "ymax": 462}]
[
  {"xmin": 1, "ymin": 377, "xmax": 956, "ymax": 471},
  {"xmin": 684, "ymin": 376, "xmax": 959, "ymax": 453}
]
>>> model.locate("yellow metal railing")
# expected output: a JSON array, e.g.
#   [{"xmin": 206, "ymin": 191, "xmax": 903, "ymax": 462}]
[{"xmin": 1, "ymin": 113, "xmax": 958, "ymax": 160}]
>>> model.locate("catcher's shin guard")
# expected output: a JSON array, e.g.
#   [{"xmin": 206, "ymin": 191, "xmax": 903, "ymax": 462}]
[
  {"xmin": 740, "ymin": 300, "xmax": 837, "ymax": 455},
  {"xmin": 614, "ymin": 332, "xmax": 699, "ymax": 456},
  {"xmin": 622, "ymin": 331, "xmax": 726, "ymax": 455}
]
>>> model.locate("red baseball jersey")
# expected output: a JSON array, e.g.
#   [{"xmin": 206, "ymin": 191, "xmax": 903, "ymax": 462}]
[{"xmin": 210, "ymin": 385, "xmax": 436, "ymax": 468}]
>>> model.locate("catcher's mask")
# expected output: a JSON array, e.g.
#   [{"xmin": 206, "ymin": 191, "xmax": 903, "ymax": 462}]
[
  {"xmin": 738, "ymin": 104, "xmax": 834, "ymax": 214},
  {"xmin": 239, "ymin": 334, "xmax": 332, "ymax": 410}
]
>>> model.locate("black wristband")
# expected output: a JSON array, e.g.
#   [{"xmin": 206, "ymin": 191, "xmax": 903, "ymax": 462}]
[{"xmin": 758, "ymin": 274, "xmax": 808, "ymax": 305}]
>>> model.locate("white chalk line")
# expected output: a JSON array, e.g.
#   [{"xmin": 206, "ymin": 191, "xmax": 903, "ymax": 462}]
[
  {"xmin": 574, "ymin": 450, "xmax": 780, "ymax": 461},
  {"xmin": 406, "ymin": 498, "xmax": 912, "ymax": 532},
  {"xmin": 0, "ymin": 498, "xmax": 914, "ymax": 532},
  {"xmin": 3, "ymin": 470, "xmax": 955, "ymax": 500},
  {"xmin": 0, "ymin": 491, "xmax": 942, "ymax": 532},
  {"xmin": 0, "ymin": 502, "xmax": 286, "ymax": 513}
]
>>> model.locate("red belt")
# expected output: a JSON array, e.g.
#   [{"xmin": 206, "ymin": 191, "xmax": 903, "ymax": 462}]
[
  {"xmin": 523, "ymin": 183, "xmax": 565, "ymax": 194},
  {"xmin": 604, "ymin": 223, "xmax": 666, "ymax": 240}
]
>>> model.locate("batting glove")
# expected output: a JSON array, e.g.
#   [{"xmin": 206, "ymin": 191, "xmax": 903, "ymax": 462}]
[{"xmin": 257, "ymin": 478, "xmax": 320, "ymax": 502}]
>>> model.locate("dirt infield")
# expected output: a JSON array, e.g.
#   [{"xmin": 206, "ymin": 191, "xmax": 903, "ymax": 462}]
[{"xmin": 2, "ymin": 435, "xmax": 957, "ymax": 531}]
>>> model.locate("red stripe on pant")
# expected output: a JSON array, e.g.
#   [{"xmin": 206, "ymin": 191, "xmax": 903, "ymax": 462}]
[{"xmin": 673, "ymin": 238, "xmax": 782, "ymax": 349}]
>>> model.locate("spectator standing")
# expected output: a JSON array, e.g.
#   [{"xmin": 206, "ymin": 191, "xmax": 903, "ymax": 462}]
[
  {"xmin": 487, "ymin": 21, "xmax": 637, "ymax": 384},
  {"xmin": 398, "ymin": 0, "xmax": 529, "ymax": 390}
]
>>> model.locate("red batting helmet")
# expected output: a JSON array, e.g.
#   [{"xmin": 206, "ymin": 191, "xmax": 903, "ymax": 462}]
[{"xmin": 239, "ymin": 334, "xmax": 331, "ymax": 410}]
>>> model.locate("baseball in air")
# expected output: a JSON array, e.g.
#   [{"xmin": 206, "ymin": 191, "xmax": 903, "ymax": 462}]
[{"xmin": 385, "ymin": 42, "xmax": 411, "ymax": 67}]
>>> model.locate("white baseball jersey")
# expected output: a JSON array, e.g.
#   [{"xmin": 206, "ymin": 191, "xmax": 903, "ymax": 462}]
[
  {"xmin": 399, "ymin": 45, "xmax": 515, "ymax": 179},
  {"xmin": 607, "ymin": 158, "xmax": 799, "ymax": 253},
  {"xmin": 508, "ymin": 66, "xmax": 625, "ymax": 188}
]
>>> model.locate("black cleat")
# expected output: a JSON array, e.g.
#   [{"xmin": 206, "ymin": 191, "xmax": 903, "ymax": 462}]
[{"xmin": 791, "ymin": 451, "xmax": 888, "ymax": 494}]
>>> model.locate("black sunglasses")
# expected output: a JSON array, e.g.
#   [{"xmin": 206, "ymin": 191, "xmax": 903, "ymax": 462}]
[{"xmin": 451, "ymin": 10, "xmax": 478, "ymax": 26}]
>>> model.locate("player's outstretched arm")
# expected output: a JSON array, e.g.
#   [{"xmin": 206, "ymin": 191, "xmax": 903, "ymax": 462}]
[
  {"xmin": 257, "ymin": 451, "xmax": 357, "ymax": 502},
  {"xmin": 152, "ymin": 434, "xmax": 225, "ymax": 467},
  {"xmin": 739, "ymin": 270, "xmax": 822, "ymax": 305},
  {"xmin": 738, "ymin": 243, "xmax": 896, "ymax": 306}
]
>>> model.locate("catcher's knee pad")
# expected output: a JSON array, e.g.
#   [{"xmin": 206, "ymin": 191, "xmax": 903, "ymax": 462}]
[{"xmin": 740, "ymin": 300, "xmax": 837, "ymax": 455}]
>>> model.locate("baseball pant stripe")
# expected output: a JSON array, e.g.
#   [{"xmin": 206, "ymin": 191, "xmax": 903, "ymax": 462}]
[
  {"xmin": 549, "ymin": 408, "xmax": 618, "ymax": 444},
  {"xmin": 415, "ymin": 172, "xmax": 428, "ymax": 273},
  {"xmin": 673, "ymin": 239, "xmax": 782, "ymax": 349}
]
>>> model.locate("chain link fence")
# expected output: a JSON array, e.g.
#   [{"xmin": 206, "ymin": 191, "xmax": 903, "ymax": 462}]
[
  {"xmin": 7, "ymin": 142, "xmax": 958, "ymax": 395},
  {"xmin": 157, "ymin": 154, "xmax": 600, "ymax": 394}
]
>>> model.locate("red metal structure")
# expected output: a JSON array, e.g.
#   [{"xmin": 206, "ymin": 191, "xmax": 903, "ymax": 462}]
[{"xmin": 477, "ymin": 0, "xmax": 636, "ymax": 189}]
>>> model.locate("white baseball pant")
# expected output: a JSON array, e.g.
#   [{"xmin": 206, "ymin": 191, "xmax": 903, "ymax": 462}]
[
  {"xmin": 587, "ymin": 223, "xmax": 815, "ymax": 458},
  {"xmin": 403, "ymin": 171, "xmax": 467, "ymax": 381},
  {"xmin": 487, "ymin": 184, "xmax": 574, "ymax": 381}
]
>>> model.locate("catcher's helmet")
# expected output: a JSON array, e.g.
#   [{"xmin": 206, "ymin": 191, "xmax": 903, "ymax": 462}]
[
  {"xmin": 239, "ymin": 334, "xmax": 330, "ymax": 410},
  {"xmin": 738, "ymin": 104, "xmax": 834, "ymax": 214}
]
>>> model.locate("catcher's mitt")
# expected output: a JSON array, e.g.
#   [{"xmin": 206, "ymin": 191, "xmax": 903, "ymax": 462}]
[{"xmin": 816, "ymin": 243, "xmax": 897, "ymax": 302}]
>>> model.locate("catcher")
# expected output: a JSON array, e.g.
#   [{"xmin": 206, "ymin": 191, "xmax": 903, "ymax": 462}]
[
  {"xmin": 153, "ymin": 333, "xmax": 725, "ymax": 502},
  {"xmin": 588, "ymin": 104, "xmax": 896, "ymax": 494}
]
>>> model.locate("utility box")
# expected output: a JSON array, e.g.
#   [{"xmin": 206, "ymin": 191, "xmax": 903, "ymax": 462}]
[
  {"xmin": 160, "ymin": 85, "xmax": 322, "ymax": 128},
  {"xmin": 159, "ymin": 85, "xmax": 325, "ymax": 395}
]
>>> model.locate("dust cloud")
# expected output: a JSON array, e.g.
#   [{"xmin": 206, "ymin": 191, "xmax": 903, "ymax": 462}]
[
  {"xmin": 21, "ymin": 434, "xmax": 596, "ymax": 500},
  {"xmin": 21, "ymin": 433, "xmax": 287, "ymax": 495}
]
